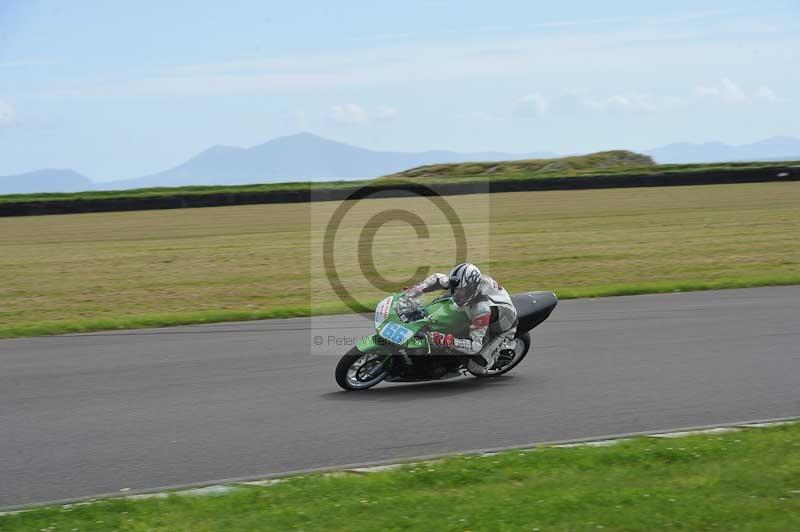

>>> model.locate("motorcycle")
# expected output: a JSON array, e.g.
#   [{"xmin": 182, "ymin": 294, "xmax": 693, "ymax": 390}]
[{"xmin": 335, "ymin": 290, "xmax": 558, "ymax": 391}]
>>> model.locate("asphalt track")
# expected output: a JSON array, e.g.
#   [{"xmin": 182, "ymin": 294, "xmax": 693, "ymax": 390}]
[{"xmin": 1, "ymin": 286, "xmax": 798, "ymax": 507}]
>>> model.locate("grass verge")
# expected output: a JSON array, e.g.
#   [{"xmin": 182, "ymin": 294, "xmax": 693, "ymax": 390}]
[
  {"xmin": 1, "ymin": 274, "xmax": 799, "ymax": 339},
  {"xmin": 3, "ymin": 423, "xmax": 798, "ymax": 531},
  {"xmin": 1, "ymin": 182, "xmax": 798, "ymax": 339}
]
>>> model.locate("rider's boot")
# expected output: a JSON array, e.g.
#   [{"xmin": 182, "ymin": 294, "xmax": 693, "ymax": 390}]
[
  {"xmin": 467, "ymin": 354, "xmax": 492, "ymax": 375},
  {"xmin": 468, "ymin": 340, "xmax": 501, "ymax": 375},
  {"xmin": 468, "ymin": 333, "xmax": 515, "ymax": 375}
]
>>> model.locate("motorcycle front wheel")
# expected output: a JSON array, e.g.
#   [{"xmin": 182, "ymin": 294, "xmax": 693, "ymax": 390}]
[{"xmin": 335, "ymin": 348, "xmax": 390, "ymax": 391}]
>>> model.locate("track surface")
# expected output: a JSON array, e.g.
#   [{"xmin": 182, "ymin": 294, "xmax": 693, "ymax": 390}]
[{"xmin": 2, "ymin": 287, "xmax": 798, "ymax": 507}]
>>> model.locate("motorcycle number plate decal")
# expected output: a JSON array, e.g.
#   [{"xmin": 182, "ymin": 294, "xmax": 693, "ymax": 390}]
[{"xmin": 379, "ymin": 322, "xmax": 414, "ymax": 345}]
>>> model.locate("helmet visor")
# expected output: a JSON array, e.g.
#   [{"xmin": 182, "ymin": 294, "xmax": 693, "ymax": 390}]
[{"xmin": 452, "ymin": 285, "xmax": 477, "ymax": 307}]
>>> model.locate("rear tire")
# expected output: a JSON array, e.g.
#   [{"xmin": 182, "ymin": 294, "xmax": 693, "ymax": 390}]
[
  {"xmin": 335, "ymin": 347, "xmax": 390, "ymax": 391},
  {"xmin": 473, "ymin": 331, "xmax": 531, "ymax": 378}
]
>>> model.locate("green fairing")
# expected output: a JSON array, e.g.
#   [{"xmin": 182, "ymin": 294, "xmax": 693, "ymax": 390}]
[
  {"xmin": 356, "ymin": 293, "xmax": 471, "ymax": 354},
  {"xmin": 355, "ymin": 334, "xmax": 384, "ymax": 352}
]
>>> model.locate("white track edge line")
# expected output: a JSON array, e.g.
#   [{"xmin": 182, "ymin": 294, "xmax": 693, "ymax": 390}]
[{"xmin": 1, "ymin": 414, "xmax": 797, "ymax": 514}]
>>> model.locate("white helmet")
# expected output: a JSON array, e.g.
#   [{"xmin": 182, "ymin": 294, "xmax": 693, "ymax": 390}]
[{"xmin": 448, "ymin": 263, "xmax": 481, "ymax": 307}]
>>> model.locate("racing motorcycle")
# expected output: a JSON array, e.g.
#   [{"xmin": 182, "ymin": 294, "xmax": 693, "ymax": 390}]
[{"xmin": 335, "ymin": 291, "xmax": 558, "ymax": 391}]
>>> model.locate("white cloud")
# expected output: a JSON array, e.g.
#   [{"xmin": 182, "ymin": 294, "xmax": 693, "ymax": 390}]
[
  {"xmin": 38, "ymin": 14, "xmax": 800, "ymax": 101},
  {"xmin": 507, "ymin": 79, "xmax": 780, "ymax": 119},
  {"xmin": 330, "ymin": 103, "xmax": 369, "ymax": 125},
  {"xmin": 563, "ymin": 79, "xmax": 781, "ymax": 114},
  {"xmin": 0, "ymin": 100, "xmax": 15, "ymax": 124},
  {"xmin": 602, "ymin": 93, "xmax": 659, "ymax": 112},
  {"xmin": 754, "ymin": 86, "xmax": 778, "ymax": 102},
  {"xmin": 513, "ymin": 89, "xmax": 667, "ymax": 117},
  {"xmin": 556, "ymin": 90, "xmax": 663, "ymax": 113},
  {"xmin": 696, "ymin": 77, "xmax": 746, "ymax": 102},
  {"xmin": 723, "ymin": 79, "xmax": 743, "ymax": 100},
  {"xmin": 375, "ymin": 105, "xmax": 399, "ymax": 122},
  {"xmin": 329, "ymin": 104, "xmax": 398, "ymax": 125},
  {"xmin": 695, "ymin": 78, "xmax": 778, "ymax": 104},
  {"xmin": 287, "ymin": 110, "xmax": 307, "ymax": 130},
  {"xmin": 470, "ymin": 111, "xmax": 504, "ymax": 122},
  {"xmin": 515, "ymin": 93, "xmax": 549, "ymax": 116}
]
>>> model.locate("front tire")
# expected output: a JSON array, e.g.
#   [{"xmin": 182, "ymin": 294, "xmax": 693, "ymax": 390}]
[
  {"xmin": 335, "ymin": 348, "xmax": 390, "ymax": 391},
  {"xmin": 472, "ymin": 331, "xmax": 531, "ymax": 378}
]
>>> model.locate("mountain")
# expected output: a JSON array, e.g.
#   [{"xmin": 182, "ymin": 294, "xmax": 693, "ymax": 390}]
[
  {"xmin": 0, "ymin": 169, "xmax": 93, "ymax": 195},
  {"xmin": 4, "ymin": 133, "xmax": 799, "ymax": 195},
  {"xmin": 111, "ymin": 133, "xmax": 554, "ymax": 189},
  {"xmin": 646, "ymin": 136, "xmax": 800, "ymax": 164}
]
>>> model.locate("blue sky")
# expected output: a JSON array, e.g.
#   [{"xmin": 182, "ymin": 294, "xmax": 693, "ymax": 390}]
[{"xmin": 1, "ymin": 0, "xmax": 798, "ymax": 180}]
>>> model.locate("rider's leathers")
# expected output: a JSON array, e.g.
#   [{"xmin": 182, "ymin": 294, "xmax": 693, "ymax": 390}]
[{"xmin": 406, "ymin": 273, "xmax": 517, "ymax": 371}]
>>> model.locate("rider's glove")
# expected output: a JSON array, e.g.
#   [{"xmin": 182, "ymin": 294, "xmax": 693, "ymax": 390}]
[
  {"xmin": 403, "ymin": 283, "xmax": 424, "ymax": 298},
  {"xmin": 427, "ymin": 332, "xmax": 474, "ymax": 352},
  {"xmin": 427, "ymin": 331, "xmax": 455, "ymax": 348}
]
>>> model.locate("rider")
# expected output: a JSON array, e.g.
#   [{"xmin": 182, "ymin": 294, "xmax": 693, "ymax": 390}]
[{"xmin": 404, "ymin": 263, "xmax": 517, "ymax": 374}]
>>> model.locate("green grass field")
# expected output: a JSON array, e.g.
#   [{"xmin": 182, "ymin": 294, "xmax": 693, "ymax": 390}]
[
  {"xmin": 0, "ymin": 182, "xmax": 798, "ymax": 338},
  {"xmin": 3, "ymin": 423, "xmax": 798, "ymax": 531}
]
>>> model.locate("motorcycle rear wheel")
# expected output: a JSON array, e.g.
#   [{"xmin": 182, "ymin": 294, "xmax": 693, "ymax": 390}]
[{"xmin": 335, "ymin": 348, "xmax": 390, "ymax": 391}]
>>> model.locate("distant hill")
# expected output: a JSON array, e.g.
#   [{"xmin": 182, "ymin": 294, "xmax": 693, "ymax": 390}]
[
  {"xmin": 383, "ymin": 150, "xmax": 655, "ymax": 179},
  {"xmin": 3, "ymin": 133, "xmax": 799, "ymax": 195},
  {"xmin": 110, "ymin": 133, "xmax": 555, "ymax": 190},
  {"xmin": 646, "ymin": 136, "xmax": 800, "ymax": 164},
  {"xmin": 0, "ymin": 169, "xmax": 93, "ymax": 195}
]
